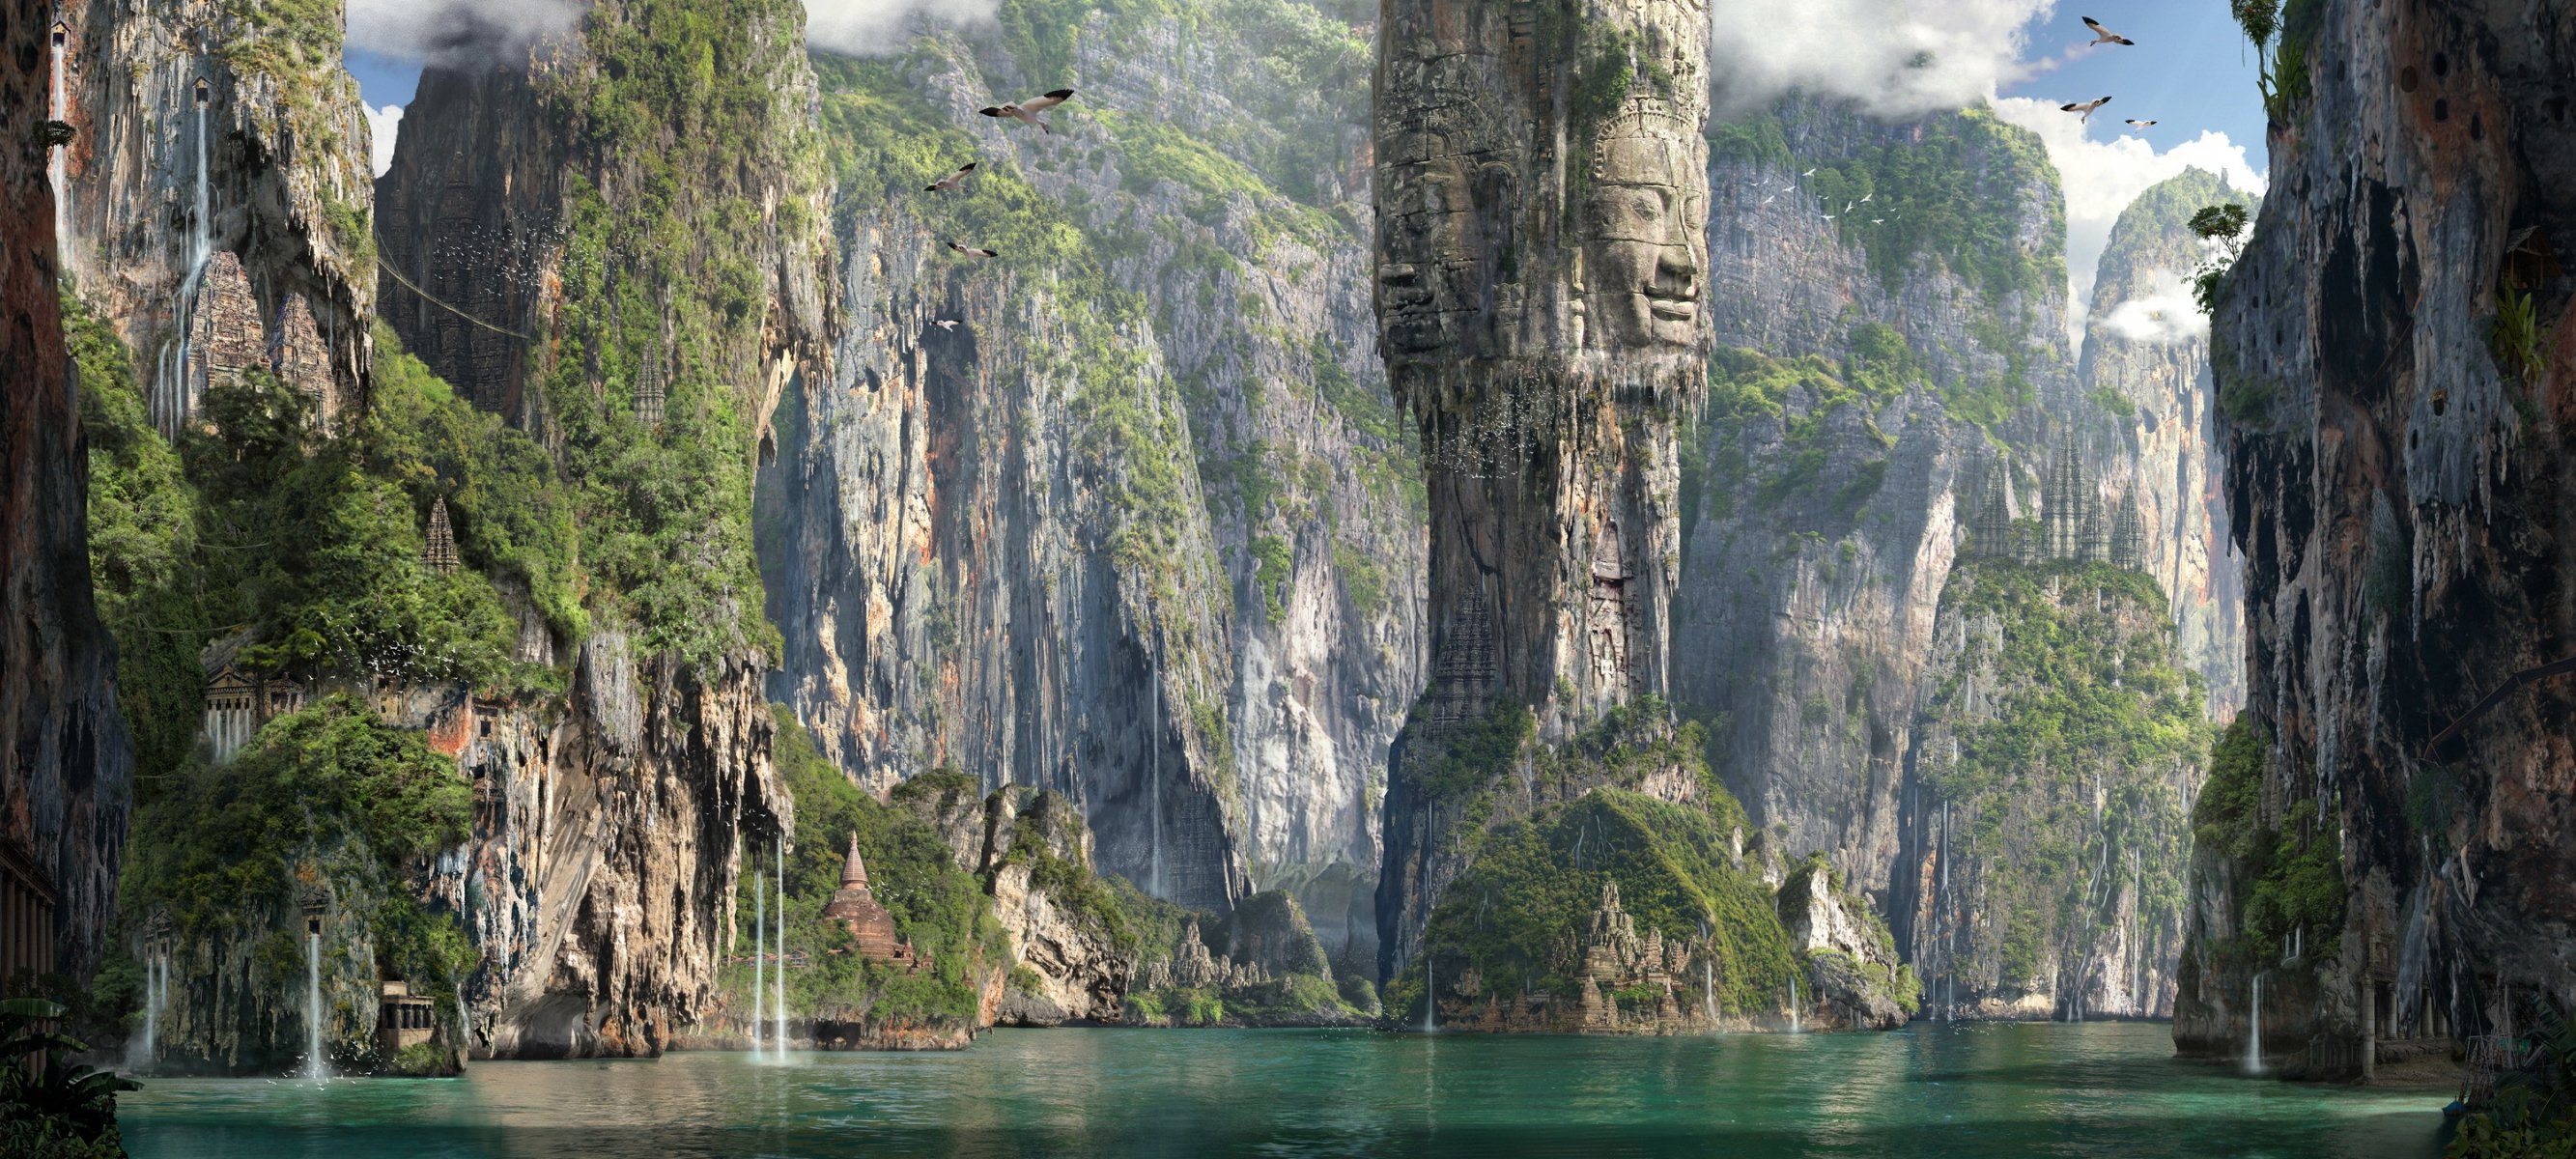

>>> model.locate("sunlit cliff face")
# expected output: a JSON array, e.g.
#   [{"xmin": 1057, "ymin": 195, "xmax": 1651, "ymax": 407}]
[{"xmin": 1582, "ymin": 118, "xmax": 1705, "ymax": 351}]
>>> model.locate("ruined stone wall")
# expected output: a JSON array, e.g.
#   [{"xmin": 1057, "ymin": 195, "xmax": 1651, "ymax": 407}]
[{"xmin": 1373, "ymin": 0, "xmax": 1710, "ymax": 976}]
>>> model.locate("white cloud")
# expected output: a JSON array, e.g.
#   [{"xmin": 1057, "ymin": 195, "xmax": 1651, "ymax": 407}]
[
  {"xmin": 351, "ymin": 0, "xmax": 993, "ymax": 64},
  {"xmin": 1992, "ymin": 97, "xmax": 2265, "ymax": 346},
  {"xmin": 365, "ymin": 103, "xmax": 404, "ymax": 178},
  {"xmin": 348, "ymin": 0, "xmax": 581, "ymax": 67},
  {"xmin": 1711, "ymin": 0, "xmax": 2059, "ymax": 117},
  {"xmin": 804, "ymin": 0, "xmax": 997, "ymax": 56},
  {"xmin": 2098, "ymin": 268, "xmax": 2209, "ymax": 346}
]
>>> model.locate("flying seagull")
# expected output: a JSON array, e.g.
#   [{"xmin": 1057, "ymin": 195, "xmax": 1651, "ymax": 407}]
[
  {"xmin": 1761, "ymin": 195, "xmax": 1776, "ymax": 206},
  {"xmin": 1801, "ymin": 167, "xmax": 1817, "ymax": 178},
  {"xmin": 1859, "ymin": 193, "xmax": 1873, "ymax": 204},
  {"xmin": 925, "ymin": 161, "xmax": 977, "ymax": 192},
  {"xmin": 980, "ymin": 89, "xmax": 1077, "ymax": 133},
  {"xmin": 948, "ymin": 241, "xmax": 1000, "ymax": 259},
  {"xmin": 2124, "ymin": 119, "xmax": 2158, "ymax": 127},
  {"xmin": 2082, "ymin": 17, "xmax": 2135, "ymax": 46},
  {"xmin": 2060, "ymin": 96, "xmax": 2113, "ymax": 123},
  {"xmin": 1821, "ymin": 213, "xmax": 1836, "ymax": 222},
  {"xmin": 933, "ymin": 319, "xmax": 961, "ymax": 330}
]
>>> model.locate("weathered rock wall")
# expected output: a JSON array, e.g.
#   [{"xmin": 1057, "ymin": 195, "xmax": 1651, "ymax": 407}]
[
  {"xmin": 1889, "ymin": 561, "xmax": 2202, "ymax": 1022},
  {"xmin": 1673, "ymin": 99, "xmax": 2074, "ymax": 904},
  {"xmin": 762, "ymin": 6, "xmax": 1419, "ymax": 914},
  {"xmin": 1373, "ymin": 0, "xmax": 1713, "ymax": 979},
  {"xmin": 2, "ymin": 0, "xmax": 132, "ymax": 981},
  {"xmin": 2176, "ymin": 0, "xmax": 2576, "ymax": 1078},
  {"xmin": 2076, "ymin": 169, "xmax": 2252, "ymax": 713},
  {"xmin": 372, "ymin": 0, "xmax": 829, "ymax": 1058},
  {"xmin": 58, "ymin": 0, "xmax": 375, "ymax": 426}
]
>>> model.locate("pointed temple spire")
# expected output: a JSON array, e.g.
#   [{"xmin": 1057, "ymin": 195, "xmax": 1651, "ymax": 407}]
[{"xmin": 423, "ymin": 496, "xmax": 460, "ymax": 575}]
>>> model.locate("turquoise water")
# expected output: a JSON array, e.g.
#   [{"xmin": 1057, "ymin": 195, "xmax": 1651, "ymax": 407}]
[{"xmin": 122, "ymin": 1023, "xmax": 2448, "ymax": 1157}]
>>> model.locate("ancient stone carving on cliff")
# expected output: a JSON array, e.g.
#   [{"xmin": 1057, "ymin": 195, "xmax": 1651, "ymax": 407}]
[{"xmin": 1373, "ymin": 0, "xmax": 1711, "ymax": 979}]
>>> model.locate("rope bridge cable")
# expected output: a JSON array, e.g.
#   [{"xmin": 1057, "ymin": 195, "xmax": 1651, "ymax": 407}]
[{"xmin": 375, "ymin": 252, "xmax": 536, "ymax": 341}]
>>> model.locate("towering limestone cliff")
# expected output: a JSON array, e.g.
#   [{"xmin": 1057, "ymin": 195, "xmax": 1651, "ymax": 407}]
[
  {"xmin": 57, "ymin": 0, "xmax": 377, "ymax": 430},
  {"xmin": 1673, "ymin": 98, "xmax": 2078, "ymax": 902},
  {"xmin": 4, "ymin": 3, "xmax": 132, "ymax": 984},
  {"xmin": 1672, "ymin": 101, "xmax": 2250, "ymax": 1023},
  {"xmin": 369, "ymin": 0, "xmax": 831, "ymax": 1058},
  {"xmin": 2176, "ymin": 1, "xmax": 2576, "ymax": 1080},
  {"xmin": 2077, "ymin": 170, "xmax": 2253, "ymax": 712},
  {"xmin": 1372, "ymin": 0, "xmax": 1713, "ymax": 978},
  {"xmin": 757, "ymin": 0, "xmax": 1423, "ymax": 918},
  {"xmin": 1892, "ymin": 560, "xmax": 2205, "ymax": 1021}
]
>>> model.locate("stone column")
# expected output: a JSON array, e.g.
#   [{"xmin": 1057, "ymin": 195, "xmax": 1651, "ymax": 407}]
[{"xmin": 1372, "ymin": 0, "xmax": 1710, "ymax": 975}]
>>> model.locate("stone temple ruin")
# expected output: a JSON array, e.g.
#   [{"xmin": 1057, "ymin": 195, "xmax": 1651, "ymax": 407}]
[
  {"xmin": 1967, "ymin": 433, "xmax": 2146, "ymax": 569},
  {"xmin": 168, "ymin": 251, "xmax": 343, "ymax": 435},
  {"xmin": 821, "ymin": 834, "xmax": 924, "ymax": 970}
]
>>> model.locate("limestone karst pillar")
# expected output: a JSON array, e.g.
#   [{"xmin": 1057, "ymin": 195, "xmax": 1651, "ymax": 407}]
[
  {"xmin": 1374, "ymin": 0, "xmax": 1710, "ymax": 722},
  {"xmin": 1372, "ymin": 0, "xmax": 1711, "ymax": 975}
]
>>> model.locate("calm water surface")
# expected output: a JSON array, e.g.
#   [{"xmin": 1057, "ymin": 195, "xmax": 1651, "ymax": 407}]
[{"xmin": 122, "ymin": 1023, "xmax": 2448, "ymax": 1157}]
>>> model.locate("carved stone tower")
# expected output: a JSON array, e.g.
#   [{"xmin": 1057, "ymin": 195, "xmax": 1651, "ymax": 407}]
[
  {"xmin": 1971, "ymin": 458, "xmax": 2013, "ymax": 559},
  {"xmin": 423, "ymin": 496, "xmax": 460, "ymax": 575},
  {"xmin": 1373, "ymin": 0, "xmax": 1711, "ymax": 979},
  {"xmin": 1375, "ymin": 0, "xmax": 1709, "ymax": 721}
]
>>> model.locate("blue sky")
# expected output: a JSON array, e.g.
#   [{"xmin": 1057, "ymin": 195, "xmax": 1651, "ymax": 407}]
[{"xmin": 2001, "ymin": 7, "xmax": 2268, "ymax": 170}]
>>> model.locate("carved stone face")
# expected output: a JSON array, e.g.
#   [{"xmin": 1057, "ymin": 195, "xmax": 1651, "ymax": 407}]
[{"xmin": 1582, "ymin": 123, "xmax": 1706, "ymax": 350}]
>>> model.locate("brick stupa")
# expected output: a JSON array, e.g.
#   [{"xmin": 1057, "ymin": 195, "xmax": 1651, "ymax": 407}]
[{"xmin": 821, "ymin": 833, "xmax": 917, "ymax": 967}]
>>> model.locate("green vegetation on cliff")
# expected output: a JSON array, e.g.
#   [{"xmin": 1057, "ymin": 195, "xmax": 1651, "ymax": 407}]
[
  {"xmin": 1399, "ymin": 787, "xmax": 1796, "ymax": 1019},
  {"xmin": 2191, "ymin": 718, "xmax": 2346, "ymax": 963},
  {"xmin": 1923, "ymin": 558, "xmax": 2206, "ymax": 990},
  {"xmin": 728, "ymin": 712, "xmax": 1009, "ymax": 1029},
  {"xmin": 1783, "ymin": 106, "xmax": 2064, "ymax": 304}
]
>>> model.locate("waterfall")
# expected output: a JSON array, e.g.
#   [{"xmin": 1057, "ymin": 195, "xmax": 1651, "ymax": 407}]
[
  {"xmin": 301, "ymin": 932, "xmax": 328, "ymax": 1081},
  {"xmin": 751, "ymin": 867, "xmax": 765, "ymax": 1057},
  {"xmin": 774, "ymin": 843, "xmax": 787, "ymax": 1056},
  {"xmin": 1148, "ymin": 657, "xmax": 1164, "ymax": 898},
  {"xmin": 1422, "ymin": 953, "xmax": 1435, "ymax": 1033},
  {"xmin": 1790, "ymin": 976, "xmax": 1801, "ymax": 1033},
  {"xmin": 47, "ymin": 35, "xmax": 70, "ymax": 260},
  {"xmin": 133, "ymin": 953, "xmax": 164, "ymax": 1068},
  {"xmin": 2246, "ymin": 974, "xmax": 2264, "ymax": 1075},
  {"xmin": 156, "ymin": 101, "xmax": 212, "ymax": 438},
  {"xmin": 455, "ymin": 991, "xmax": 469, "ymax": 1055},
  {"xmin": 1703, "ymin": 955, "xmax": 1716, "ymax": 1023}
]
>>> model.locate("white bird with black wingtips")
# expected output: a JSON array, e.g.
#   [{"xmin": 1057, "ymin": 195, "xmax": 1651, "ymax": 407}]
[
  {"xmin": 2060, "ymin": 96, "xmax": 2113, "ymax": 123},
  {"xmin": 2124, "ymin": 119, "xmax": 2158, "ymax": 128},
  {"xmin": 925, "ymin": 162, "xmax": 977, "ymax": 192},
  {"xmin": 980, "ymin": 89, "xmax": 1077, "ymax": 133},
  {"xmin": 2081, "ymin": 16, "xmax": 2134, "ymax": 46},
  {"xmin": 948, "ymin": 242, "xmax": 1000, "ymax": 259}
]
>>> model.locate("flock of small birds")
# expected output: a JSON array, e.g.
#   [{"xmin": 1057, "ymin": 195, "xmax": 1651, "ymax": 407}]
[
  {"xmin": 928, "ymin": 87, "xmax": 1080, "ymax": 270},
  {"xmin": 2062, "ymin": 16, "xmax": 2158, "ymax": 128}
]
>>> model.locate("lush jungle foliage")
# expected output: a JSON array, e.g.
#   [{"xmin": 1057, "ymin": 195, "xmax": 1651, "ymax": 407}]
[
  {"xmin": 1396, "ymin": 787, "xmax": 1798, "ymax": 1021},
  {"xmin": 722, "ymin": 712, "xmax": 1010, "ymax": 1029},
  {"xmin": 2191, "ymin": 718, "xmax": 2347, "ymax": 964},
  {"xmin": 1922, "ymin": 559, "xmax": 2208, "ymax": 990},
  {"xmin": 0, "ymin": 999, "xmax": 137, "ymax": 1159}
]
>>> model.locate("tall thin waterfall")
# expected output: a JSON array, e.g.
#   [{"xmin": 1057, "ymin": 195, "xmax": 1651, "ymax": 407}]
[
  {"xmin": 2246, "ymin": 974, "xmax": 2264, "ymax": 1074},
  {"xmin": 774, "ymin": 843, "xmax": 787, "ymax": 1055},
  {"xmin": 47, "ymin": 30, "xmax": 71, "ymax": 259},
  {"xmin": 133, "ymin": 954, "xmax": 165, "ymax": 1068},
  {"xmin": 301, "ymin": 932, "xmax": 328, "ymax": 1081},
  {"xmin": 1148, "ymin": 656, "xmax": 1164, "ymax": 898},
  {"xmin": 1703, "ymin": 956, "xmax": 1716, "ymax": 1023},
  {"xmin": 1789, "ymin": 976, "xmax": 1801, "ymax": 1033},
  {"xmin": 1422, "ymin": 952, "xmax": 1435, "ymax": 1033},
  {"xmin": 751, "ymin": 867, "xmax": 765, "ymax": 1057},
  {"xmin": 156, "ymin": 99, "xmax": 212, "ymax": 438}
]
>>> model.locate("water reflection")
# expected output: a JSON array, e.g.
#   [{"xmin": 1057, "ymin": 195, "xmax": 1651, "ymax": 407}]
[{"xmin": 124, "ymin": 1023, "xmax": 2445, "ymax": 1159}]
